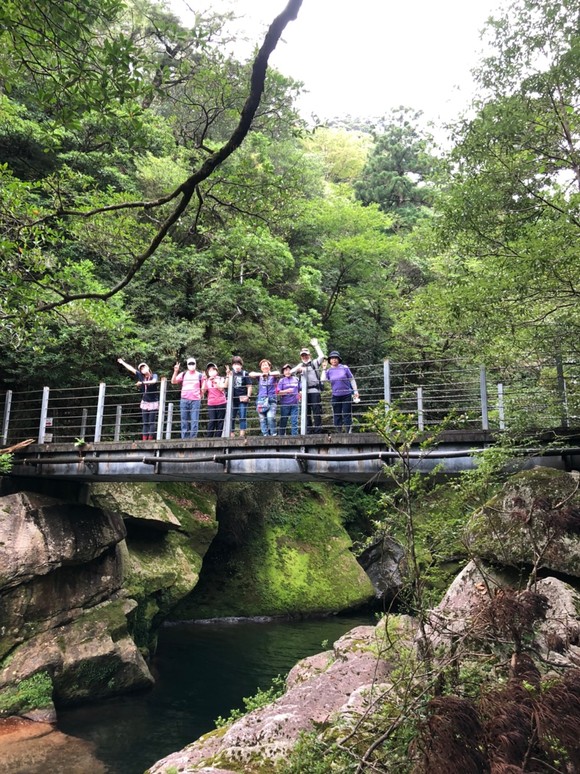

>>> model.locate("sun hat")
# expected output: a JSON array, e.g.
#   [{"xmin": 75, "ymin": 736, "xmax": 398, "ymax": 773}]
[
  {"xmin": 186, "ymin": 357, "xmax": 196, "ymax": 365},
  {"xmin": 300, "ymin": 347, "xmax": 310, "ymax": 356},
  {"xmin": 328, "ymin": 351, "xmax": 342, "ymax": 362},
  {"xmin": 282, "ymin": 363, "xmax": 292, "ymax": 370},
  {"xmin": 138, "ymin": 362, "xmax": 148, "ymax": 370},
  {"xmin": 206, "ymin": 362, "xmax": 217, "ymax": 370}
]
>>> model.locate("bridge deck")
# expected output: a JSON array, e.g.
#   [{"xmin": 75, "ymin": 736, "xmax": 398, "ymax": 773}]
[{"xmin": 9, "ymin": 430, "xmax": 580, "ymax": 483}]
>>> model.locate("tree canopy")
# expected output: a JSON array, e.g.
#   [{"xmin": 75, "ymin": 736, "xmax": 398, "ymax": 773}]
[{"xmin": 0, "ymin": 0, "xmax": 578, "ymax": 393}]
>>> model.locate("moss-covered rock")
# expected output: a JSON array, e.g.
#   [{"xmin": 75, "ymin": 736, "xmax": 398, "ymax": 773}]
[
  {"xmin": 0, "ymin": 671, "xmax": 53, "ymax": 718},
  {"xmin": 466, "ymin": 467, "xmax": 580, "ymax": 576},
  {"xmin": 87, "ymin": 482, "xmax": 218, "ymax": 651},
  {"xmin": 0, "ymin": 599, "xmax": 153, "ymax": 714},
  {"xmin": 170, "ymin": 483, "xmax": 374, "ymax": 619}
]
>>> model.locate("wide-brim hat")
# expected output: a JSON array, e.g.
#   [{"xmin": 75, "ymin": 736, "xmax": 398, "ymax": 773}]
[{"xmin": 328, "ymin": 351, "xmax": 342, "ymax": 362}]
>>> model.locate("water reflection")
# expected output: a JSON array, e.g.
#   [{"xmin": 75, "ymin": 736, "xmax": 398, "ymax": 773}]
[{"xmin": 58, "ymin": 614, "xmax": 375, "ymax": 774}]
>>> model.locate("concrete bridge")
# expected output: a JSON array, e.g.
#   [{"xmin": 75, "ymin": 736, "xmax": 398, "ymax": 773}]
[{"xmin": 8, "ymin": 431, "xmax": 580, "ymax": 484}]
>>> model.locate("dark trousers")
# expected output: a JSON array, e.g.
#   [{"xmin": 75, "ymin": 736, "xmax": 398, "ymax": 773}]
[
  {"xmin": 305, "ymin": 391, "xmax": 322, "ymax": 433},
  {"xmin": 331, "ymin": 395, "xmax": 352, "ymax": 431},
  {"xmin": 207, "ymin": 405, "xmax": 226, "ymax": 438}
]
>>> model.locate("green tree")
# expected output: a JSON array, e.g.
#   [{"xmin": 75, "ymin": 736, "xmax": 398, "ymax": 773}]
[
  {"xmin": 303, "ymin": 126, "xmax": 371, "ymax": 184},
  {"xmin": 0, "ymin": 0, "xmax": 304, "ymax": 346},
  {"xmin": 354, "ymin": 108, "xmax": 437, "ymax": 232},
  {"xmin": 422, "ymin": 0, "xmax": 580, "ymax": 365}
]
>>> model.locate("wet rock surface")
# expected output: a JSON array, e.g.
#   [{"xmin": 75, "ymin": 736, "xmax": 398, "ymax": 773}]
[{"xmin": 0, "ymin": 717, "xmax": 106, "ymax": 774}]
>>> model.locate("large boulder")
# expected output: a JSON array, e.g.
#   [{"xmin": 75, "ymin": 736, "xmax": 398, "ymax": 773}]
[
  {"xmin": 358, "ymin": 534, "xmax": 406, "ymax": 601},
  {"xmin": 0, "ymin": 491, "xmax": 125, "ymax": 589},
  {"xmin": 0, "ymin": 717, "xmax": 106, "ymax": 774},
  {"xmin": 0, "ymin": 599, "xmax": 153, "ymax": 717},
  {"xmin": 170, "ymin": 483, "xmax": 375, "ymax": 619},
  {"xmin": 427, "ymin": 560, "xmax": 580, "ymax": 668},
  {"xmin": 87, "ymin": 483, "xmax": 219, "ymax": 651},
  {"xmin": 465, "ymin": 467, "xmax": 580, "ymax": 576}
]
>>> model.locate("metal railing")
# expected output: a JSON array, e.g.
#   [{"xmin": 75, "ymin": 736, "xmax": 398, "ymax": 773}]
[{"xmin": 1, "ymin": 359, "xmax": 578, "ymax": 446}]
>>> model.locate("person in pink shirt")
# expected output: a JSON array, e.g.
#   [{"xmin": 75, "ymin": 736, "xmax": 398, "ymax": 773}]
[
  {"xmin": 171, "ymin": 357, "xmax": 203, "ymax": 438},
  {"xmin": 202, "ymin": 363, "xmax": 227, "ymax": 438}
]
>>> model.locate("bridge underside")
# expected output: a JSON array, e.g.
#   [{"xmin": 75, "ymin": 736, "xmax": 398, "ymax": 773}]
[{"xmin": 8, "ymin": 432, "xmax": 580, "ymax": 483}]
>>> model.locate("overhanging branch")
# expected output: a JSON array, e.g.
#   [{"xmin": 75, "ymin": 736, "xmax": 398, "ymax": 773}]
[{"xmin": 30, "ymin": 0, "xmax": 303, "ymax": 314}]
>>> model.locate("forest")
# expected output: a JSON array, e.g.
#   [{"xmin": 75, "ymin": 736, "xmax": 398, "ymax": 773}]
[{"xmin": 0, "ymin": 0, "xmax": 578, "ymax": 399}]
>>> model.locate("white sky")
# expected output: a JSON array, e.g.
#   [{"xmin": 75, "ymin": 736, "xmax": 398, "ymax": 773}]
[{"xmin": 170, "ymin": 0, "xmax": 505, "ymax": 127}]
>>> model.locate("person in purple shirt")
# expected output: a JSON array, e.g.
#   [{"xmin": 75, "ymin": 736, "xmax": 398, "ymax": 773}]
[
  {"xmin": 323, "ymin": 351, "xmax": 359, "ymax": 433},
  {"xmin": 276, "ymin": 364, "xmax": 300, "ymax": 435}
]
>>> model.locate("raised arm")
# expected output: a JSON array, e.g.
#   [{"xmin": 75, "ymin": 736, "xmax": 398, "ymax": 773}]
[
  {"xmin": 170, "ymin": 362, "xmax": 181, "ymax": 385},
  {"xmin": 310, "ymin": 337, "xmax": 325, "ymax": 361},
  {"xmin": 117, "ymin": 357, "xmax": 137, "ymax": 375}
]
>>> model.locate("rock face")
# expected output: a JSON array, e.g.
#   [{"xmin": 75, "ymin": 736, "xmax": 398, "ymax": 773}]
[
  {"xmin": 0, "ymin": 482, "xmax": 219, "ymax": 719},
  {"xmin": 466, "ymin": 467, "xmax": 580, "ymax": 575},
  {"xmin": 0, "ymin": 491, "xmax": 152, "ymax": 717},
  {"xmin": 88, "ymin": 482, "xmax": 219, "ymax": 652},
  {"xmin": 170, "ymin": 482, "xmax": 375, "ymax": 620}
]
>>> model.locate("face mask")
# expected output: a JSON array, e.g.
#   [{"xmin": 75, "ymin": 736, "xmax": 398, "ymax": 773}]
[
  {"xmin": 187, "ymin": 364, "xmax": 196, "ymax": 371},
  {"xmin": 208, "ymin": 369, "xmax": 217, "ymax": 378}
]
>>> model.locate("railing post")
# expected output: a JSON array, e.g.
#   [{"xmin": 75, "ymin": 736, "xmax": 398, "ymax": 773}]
[
  {"xmin": 165, "ymin": 402, "xmax": 174, "ymax": 440},
  {"xmin": 417, "ymin": 387, "xmax": 424, "ymax": 431},
  {"xmin": 38, "ymin": 386, "xmax": 50, "ymax": 444},
  {"xmin": 94, "ymin": 382, "xmax": 106, "ymax": 443},
  {"xmin": 2, "ymin": 390, "xmax": 12, "ymax": 446},
  {"xmin": 383, "ymin": 358, "xmax": 391, "ymax": 409},
  {"xmin": 222, "ymin": 371, "xmax": 234, "ymax": 438},
  {"xmin": 497, "ymin": 383, "xmax": 505, "ymax": 430},
  {"xmin": 114, "ymin": 405, "xmax": 122, "ymax": 442},
  {"xmin": 80, "ymin": 408, "xmax": 88, "ymax": 440},
  {"xmin": 157, "ymin": 377, "xmax": 167, "ymax": 441},
  {"xmin": 480, "ymin": 365, "xmax": 489, "ymax": 430},
  {"xmin": 556, "ymin": 355, "xmax": 569, "ymax": 428},
  {"xmin": 300, "ymin": 371, "xmax": 308, "ymax": 435}
]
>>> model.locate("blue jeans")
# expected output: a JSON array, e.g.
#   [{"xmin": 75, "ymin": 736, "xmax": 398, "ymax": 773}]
[
  {"xmin": 258, "ymin": 400, "xmax": 277, "ymax": 436},
  {"xmin": 180, "ymin": 398, "xmax": 200, "ymax": 439},
  {"xmin": 279, "ymin": 404, "xmax": 298, "ymax": 435},
  {"xmin": 141, "ymin": 409, "xmax": 158, "ymax": 438},
  {"xmin": 231, "ymin": 399, "xmax": 248, "ymax": 432}
]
